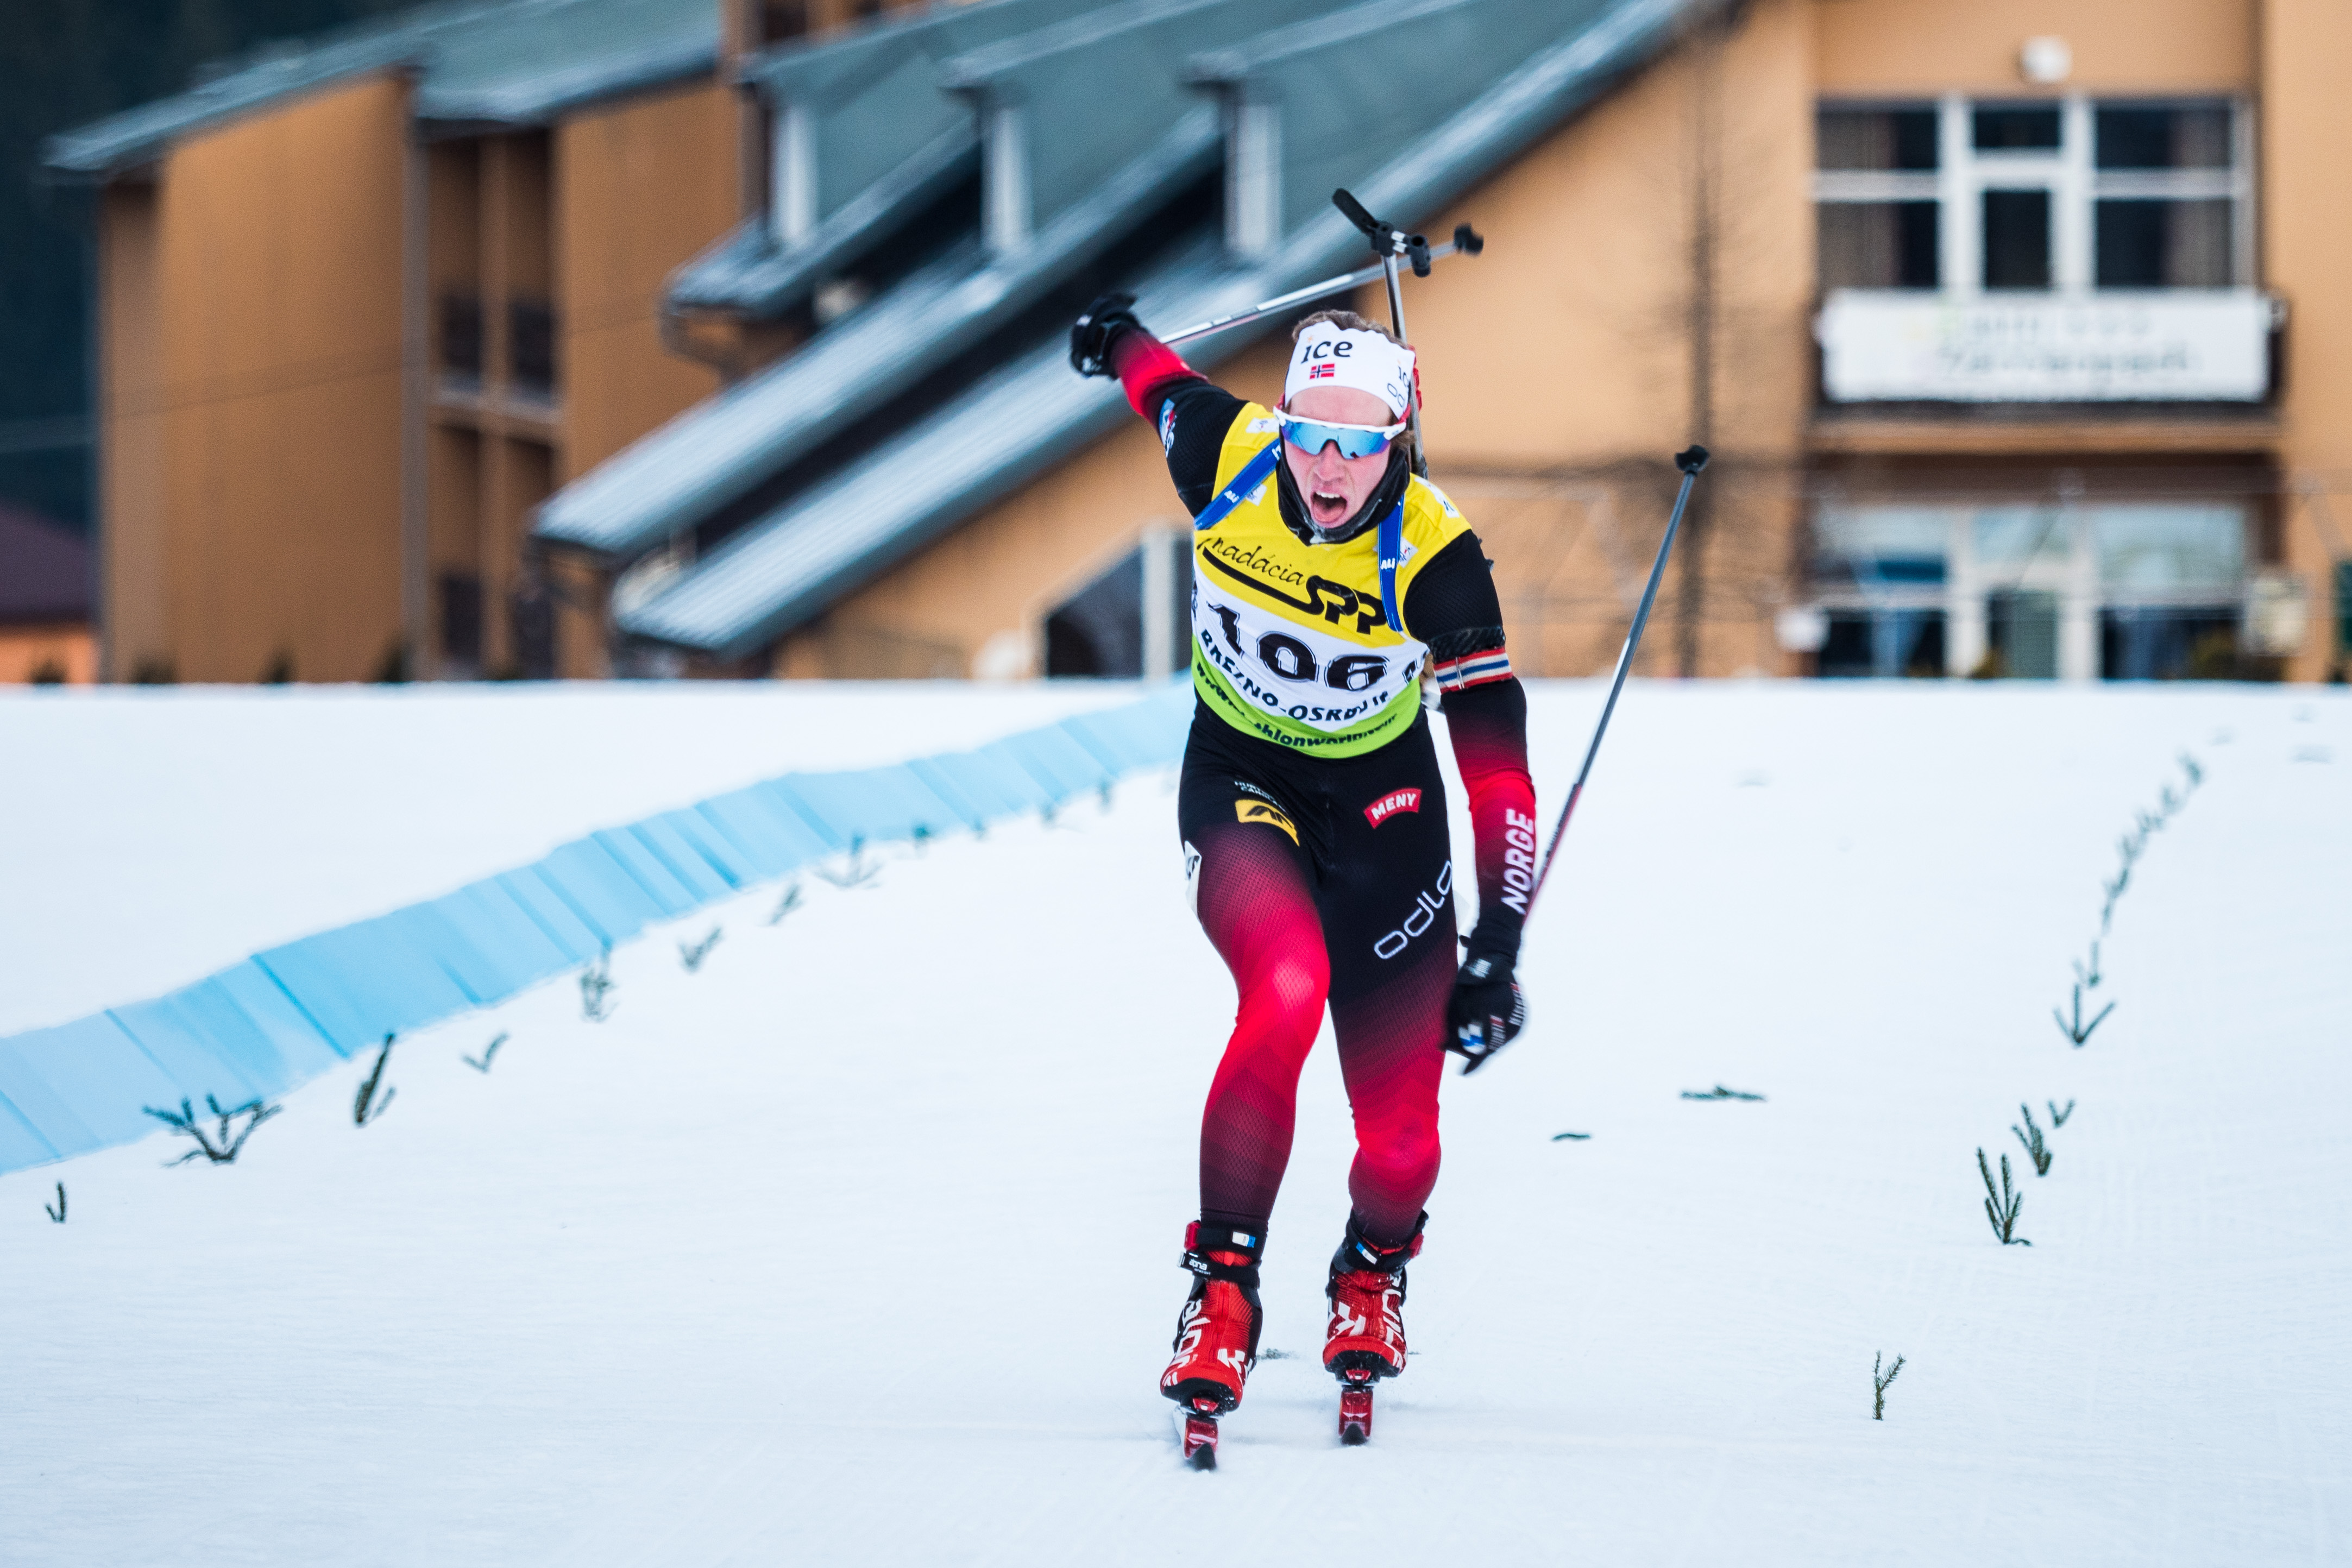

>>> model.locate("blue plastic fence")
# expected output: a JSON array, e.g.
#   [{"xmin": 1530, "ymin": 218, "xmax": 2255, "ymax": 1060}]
[{"xmin": 0, "ymin": 684, "xmax": 1193, "ymax": 1174}]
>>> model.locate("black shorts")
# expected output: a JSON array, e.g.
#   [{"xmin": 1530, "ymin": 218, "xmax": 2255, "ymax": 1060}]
[{"xmin": 1177, "ymin": 703, "xmax": 1457, "ymax": 990}]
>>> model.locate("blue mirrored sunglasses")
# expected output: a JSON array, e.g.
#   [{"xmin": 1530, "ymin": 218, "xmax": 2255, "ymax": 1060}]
[{"xmin": 1280, "ymin": 416, "xmax": 1404, "ymax": 461}]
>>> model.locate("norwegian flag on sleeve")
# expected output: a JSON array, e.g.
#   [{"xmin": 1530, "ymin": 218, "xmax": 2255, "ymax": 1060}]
[{"xmin": 1431, "ymin": 644, "xmax": 1512, "ymax": 693}]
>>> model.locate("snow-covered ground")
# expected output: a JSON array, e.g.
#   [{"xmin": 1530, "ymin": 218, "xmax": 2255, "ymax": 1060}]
[
  {"xmin": 0, "ymin": 682, "xmax": 1138, "ymax": 1037},
  {"xmin": 2, "ymin": 681, "xmax": 2346, "ymax": 1565}
]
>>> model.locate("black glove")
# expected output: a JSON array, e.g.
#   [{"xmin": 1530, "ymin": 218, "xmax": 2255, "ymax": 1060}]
[
  {"xmin": 1070, "ymin": 291, "xmax": 1141, "ymax": 377},
  {"xmin": 1447, "ymin": 951, "xmax": 1526, "ymax": 1075}
]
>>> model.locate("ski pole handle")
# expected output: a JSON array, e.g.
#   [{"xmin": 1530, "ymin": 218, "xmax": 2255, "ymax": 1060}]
[
  {"xmin": 1332, "ymin": 187, "xmax": 1383, "ymax": 240},
  {"xmin": 1522, "ymin": 445, "xmax": 1710, "ymax": 919},
  {"xmin": 1158, "ymin": 225, "xmax": 1483, "ymax": 348}
]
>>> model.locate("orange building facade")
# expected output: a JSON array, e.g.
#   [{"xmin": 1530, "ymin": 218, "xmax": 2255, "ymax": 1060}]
[
  {"xmin": 48, "ymin": 0, "xmax": 2352, "ymax": 687},
  {"xmin": 760, "ymin": 0, "xmax": 2350, "ymax": 687},
  {"xmin": 49, "ymin": 0, "xmax": 921, "ymax": 685}
]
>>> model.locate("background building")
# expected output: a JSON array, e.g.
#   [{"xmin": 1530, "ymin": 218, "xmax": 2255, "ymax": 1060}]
[
  {"xmin": 0, "ymin": 504, "xmax": 95, "ymax": 684},
  {"xmin": 43, "ymin": 0, "xmax": 2352, "ymax": 686},
  {"xmin": 39, "ymin": 0, "xmax": 916, "ymax": 684}
]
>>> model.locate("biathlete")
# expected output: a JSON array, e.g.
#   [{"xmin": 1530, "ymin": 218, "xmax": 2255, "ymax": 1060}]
[{"xmin": 1069, "ymin": 293, "xmax": 1538, "ymax": 1448}]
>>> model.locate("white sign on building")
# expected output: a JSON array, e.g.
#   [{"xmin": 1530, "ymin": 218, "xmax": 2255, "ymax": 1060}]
[{"xmin": 1818, "ymin": 290, "xmax": 2274, "ymax": 403}]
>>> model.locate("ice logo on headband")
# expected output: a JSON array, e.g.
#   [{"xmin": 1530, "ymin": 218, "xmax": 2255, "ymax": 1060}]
[{"xmin": 1286, "ymin": 324, "xmax": 1416, "ymax": 419}]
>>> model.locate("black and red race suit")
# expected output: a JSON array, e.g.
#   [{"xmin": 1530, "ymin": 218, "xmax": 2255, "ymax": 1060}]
[{"xmin": 1113, "ymin": 330, "xmax": 1538, "ymax": 1249}]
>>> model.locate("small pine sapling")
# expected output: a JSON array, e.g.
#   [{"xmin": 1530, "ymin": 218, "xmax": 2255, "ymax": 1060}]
[
  {"xmin": 45, "ymin": 1182, "xmax": 66, "ymax": 1223},
  {"xmin": 354, "ymin": 1036, "xmax": 397, "ymax": 1126},
  {"xmin": 679, "ymin": 926, "xmax": 724, "ymax": 972},
  {"xmin": 2012, "ymin": 1104, "xmax": 2052, "ymax": 1175},
  {"xmin": 815, "ymin": 837, "xmax": 880, "ymax": 889},
  {"xmin": 580, "ymin": 948, "xmax": 617, "ymax": 1021},
  {"xmin": 1680, "ymin": 1085, "xmax": 1766, "ymax": 1101},
  {"xmin": 462, "ymin": 1032, "xmax": 508, "ymax": 1073},
  {"xmin": 1977, "ymin": 1148, "xmax": 2029, "ymax": 1245},
  {"xmin": 2054, "ymin": 984, "xmax": 2115, "ymax": 1047},
  {"xmin": 146, "ymin": 1094, "xmax": 282, "ymax": 1164},
  {"xmin": 2047, "ymin": 1098, "xmax": 2075, "ymax": 1129},
  {"xmin": 764, "ymin": 880, "xmax": 804, "ymax": 925},
  {"xmin": 1873, "ymin": 1351, "xmax": 1904, "ymax": 1420}
]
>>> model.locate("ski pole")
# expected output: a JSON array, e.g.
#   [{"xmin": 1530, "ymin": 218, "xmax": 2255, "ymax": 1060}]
[
  {"xmin": 1332, "ymin": 188, "xmax": 1433, "ymax": 475},
  {"xmin": 1523, "ymin": 445, "xmax": 1712, "ymax": 919},
  {"xmin": 1158, "ymin": 223, "xmax": 1482, "ymax": 350}
]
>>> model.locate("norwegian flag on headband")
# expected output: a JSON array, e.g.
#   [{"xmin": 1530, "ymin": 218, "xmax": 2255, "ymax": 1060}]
[{"xmin": 1283, "ymin": 322, "xmax": 1416, "ymax": 418}]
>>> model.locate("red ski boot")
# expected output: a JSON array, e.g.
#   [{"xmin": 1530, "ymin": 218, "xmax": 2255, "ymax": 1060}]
[
  {"xmin": 1323, "ymin": 1211, "xmax": 1425, "ymax": 1444},
  {"xmin": 1160, "ymin": 1222, "xmax": 1265, "ymax": 1469}
]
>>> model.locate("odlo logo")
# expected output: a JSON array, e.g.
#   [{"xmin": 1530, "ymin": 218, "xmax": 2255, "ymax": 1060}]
[
  {"xmin": 1363, "ymin": 788, "xmax": 1421, "ymax": 828},
  {"xmin": 1373, "ymin": 862, "xmax": 1452, "ymax": 960}
]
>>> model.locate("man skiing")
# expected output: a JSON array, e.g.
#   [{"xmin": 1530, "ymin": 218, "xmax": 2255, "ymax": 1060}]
[{"xmin": 1070, "ymin": 292, "xmax": 1537, "ymax": 1457}]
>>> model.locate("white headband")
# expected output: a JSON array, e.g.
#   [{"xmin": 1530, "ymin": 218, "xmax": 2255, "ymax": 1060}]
[{"xmin": 1283, "ymin": 323, "xmax": 1416, "ymax": 419}]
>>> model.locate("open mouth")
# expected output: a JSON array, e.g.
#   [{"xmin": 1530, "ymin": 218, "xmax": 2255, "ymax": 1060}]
[{"xmin": 1310, "ymin": 489, "xmax": 1349, "ymax": 519}]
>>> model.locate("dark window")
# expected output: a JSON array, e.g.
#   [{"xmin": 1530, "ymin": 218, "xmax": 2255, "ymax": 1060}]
[
  {"xmin": 1045, "ymin": 549, "xmax": 1144, "ymax": 677},
  {"xmin": 509, "ymin": 300, "xmax": 556, "ymax": 396},
  {"xmin": 439, "ymin": 293, "xmax": 483, "ymax": 379},
  {"xmin": 1818, "ymin": 108, "xmax": 1939, "ymax": 171},
  {"xmin": 2095, "ymin": 198, "xmax": 2231, "ymax": 287},
  {"xmin": 1816, "ymin": 610, "xmax": 1946, "ymax": 679},
  {"xmin": 1819, "ymin": 201, "xmax": 1939, "ymax": 289},
  {"xmin": 1982, "ymin": 190, "xmax": 2051, "ymax": 288},
  {"xmin": 2096, "ymin": 105, "xmax": 2230, "ymax": 169},
  {"xmin": 2100, "ymin": 607, "xmax": 2239, "ymax": 679},
  {"xmin": 1811, "ymin": 550, "xmax": 1946, "ymax": 589},
  {"xmin": 510, "ymin": 580, "xmax": 556, "ymax": 681},
  {"xmin": 1986, "ymin": 590, "xmax": 2060, "ymax": 678},
  {"xmin": 756, "ymin": 0, "xmax": 809, "ymax": 45},
  {"xmin": 439, "ymin": 572, "xmax": 483, "ymax": 667},
  {"xmin": 1806, "ymin": 202, "xmax": 1938, "ymax": 291},
  {"xmin": 1973, "ymin": 106, "xmax": 2061, "ymax": 152}
]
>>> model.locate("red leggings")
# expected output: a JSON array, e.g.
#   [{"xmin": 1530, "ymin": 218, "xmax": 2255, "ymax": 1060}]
[{"xmin": 1179, "ymin": 714, "xmax": 1455, "ymax": 1246}]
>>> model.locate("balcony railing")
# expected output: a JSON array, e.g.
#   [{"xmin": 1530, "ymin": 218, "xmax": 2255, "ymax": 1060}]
[{"xmin": 1816, "ymin": 288, "xmax": 2276, "ymax": 404}]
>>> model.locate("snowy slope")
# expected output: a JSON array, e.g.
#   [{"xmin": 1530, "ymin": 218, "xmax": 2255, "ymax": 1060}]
[
  {"xmin": 2, "ymin": 681, "xmax": 2346, "ymax": 1566},
  {"xmin": 0, "ymin": 682, "xmax": 1141, "ymax": 1037}
]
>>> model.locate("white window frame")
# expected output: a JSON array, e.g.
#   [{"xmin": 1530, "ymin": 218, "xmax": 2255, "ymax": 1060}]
[
  {"xmin": 772, "ymin": 100, "xmax": 817, "ymax": 247},
  {"xmin": 1814, "ymin": 95, "xmax": 2254, "ymax": 298},
  {"xmin": 1223, "ymin": 97, "xmax": 1282, "ymax": 261},
  {"xmin": 983, "ymin": 102, "xmax": 1030, "ymax": 255}
]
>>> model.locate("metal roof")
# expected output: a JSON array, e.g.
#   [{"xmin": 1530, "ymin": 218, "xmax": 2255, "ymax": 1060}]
[
  {"xmin": 543, "ymin": 0, "xmax": 1359, "ymax": 561},
  {"xmin": 666, "ymin": 125, "xmax": 978, "ymax": 318},
  {"xmin": 749, "ymin": 0, "xmax": 1104, "ymax": 221},
  {"xmin": 939, "ymin": 0, "xmax": 1303, "ymax": 229},
  {"xmin": 616, "ymin": 0, "xmax": 1703, "ymax": 659},
  {"xmin": 668, "ymin": 0, "xmax": 1336, "ymax": 319},
  {"xmin": 671, "ymin": 0, "xmax": 1109, "ymax": 318},
  {"xmin": 1190, "ymin": 0, "xmax": 1655, "ymax": 235},
  {"xmin": 538, "ymin": 104, "xmax": 1220, "ymax": 560},
  {"xmin": 43, "ymin": 0, "xmax": 716, "ymax": 179},
  {"xmin": 413, "ymin": 0, "xmax": 715, "ymax": 127}
]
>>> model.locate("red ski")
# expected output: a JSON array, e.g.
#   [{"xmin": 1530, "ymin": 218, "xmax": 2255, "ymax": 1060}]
[
  {"xmin": 1180, "ymin": 1399, "xmax": 1221, "ymax": 1469},
  {"xmin": 1337, "ymin": 1371, "xmax": 1376, "ymax": 1445}
]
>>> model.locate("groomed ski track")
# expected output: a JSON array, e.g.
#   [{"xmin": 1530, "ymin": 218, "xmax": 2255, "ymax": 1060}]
[{"xmin": 2, "ymin": 681, "xmax": 2346, "ymax": 1565}]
